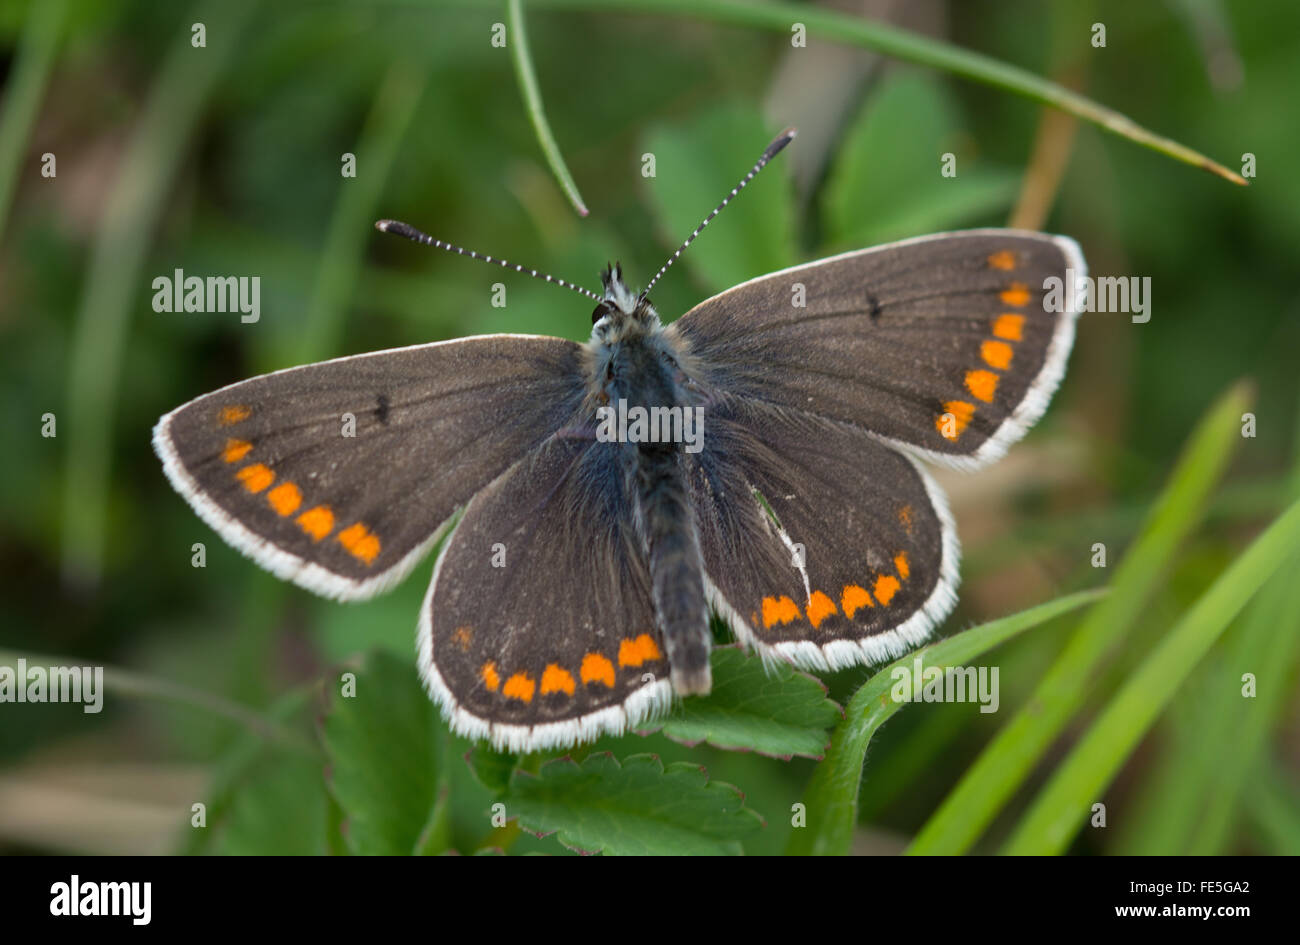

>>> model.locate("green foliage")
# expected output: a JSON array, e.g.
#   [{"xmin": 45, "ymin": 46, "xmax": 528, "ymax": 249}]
[
  {"xmin": 790, "ymin": 589, "xmax": 1105, "ymax": 856},
  {"xmin": 4, "ymin": 0, "xmax": 1298, "ymax": 857},
  {"xmin": 823, "ymin": 72, "xmax": 1020, "ymax": 247},
  {"xmin": 321, "ymin": 650, "xmax": 446, "ymax": 855},
  {"xmin": 504, "ymin": 753, "xmax": 763, "ymax": 855},
  {"xmin": 641, "ymin": 646, "xmax": 842, "ymax": 760},
  {"xmin": 909, "ymin": 382, "xmax": 1256, "ymax": 855},
  {"xmin": 643, "ymin": 105, "xmax": 796, "ymax": 294}
]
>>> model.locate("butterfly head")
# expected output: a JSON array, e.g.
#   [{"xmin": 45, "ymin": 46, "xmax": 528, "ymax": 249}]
[{"xmin": 591, "ymin": 262, "xmax": 659, "ymax": 342}]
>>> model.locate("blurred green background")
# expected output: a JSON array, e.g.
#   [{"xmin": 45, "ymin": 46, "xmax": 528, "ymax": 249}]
[{"xmin": 1, "ymin": 0, "xmax": 1297, "ymax": 855}]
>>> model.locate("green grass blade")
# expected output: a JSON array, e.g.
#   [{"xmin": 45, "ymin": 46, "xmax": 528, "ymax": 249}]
[
  {"xmin": 60, "ymin": 0, "xmax": 260, "ymax": 588},
  {"xmin": 1002, "ymin": 496, "xmax": 1300, "ymax": 854},
  {"xmin": 0, "ymin": 0, "xmax": 67, "ymax": 237},
  {"xmin": 1187, "ymin": 556, "xmax": 1300, "ymax": 853},
  {"xmin": 296, "ymin": 58, "xmax": 427, "ymax": 364},
  {"xmin": 0, "ymin": 648, "xmax": 317, "ymax": 756},
  {"xmin": 1119, "ymin": 394, "xmax": 1300, "ymax": 855},
  {"xmin": 908, "ymin": 381, "xmax": 1253, "ymax": 855},
  {"xmin": 787, "ymin": 588, "xmax": 1105, "ymax": 856},
  {"xmin": 508, "ymin": 0, "xmax": 589, "ymax": 217},
  {"xmin": 484, "ymin": 0, "xmax": 1245, "ymax": 185},
  {"xmin": 1245, "ymin": 760, "xmax": 1300, "ymax": 855}
]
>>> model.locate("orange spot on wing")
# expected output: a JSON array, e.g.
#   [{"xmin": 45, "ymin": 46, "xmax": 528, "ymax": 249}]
[
  {"xmin": 874, "ymin": 574, "xmax": 901, "ymax": 607},
  {"xmin": 453, "ymin": 627, "xmax": 473, "ymax": 651},
  {"xmin": 503, "ymin": 672, "xmax": 535, "ymax": 703},
  {"xmin": 481, "ymin": 661, "xmax": 500, "ymax": 691},
  {"xmin": 761, "ymin": 595, "xmax": 802, "ymax": 629},
  {"xmin": 296, "ymin": 505, "xmax": 334, "ymax": 541},
  {"xmin": 988, "ymin": 250, "xmax": 1016, "ymax": 271},
  {"xmin": 541, "ymin": 664, "xmax": 576, "ymax": 696},
  {"xmin": 222, "ymin": 439, "xmax": 253, "ymax": 463},
  {"xmin": 618, "ymin": 633, "xmax": 662, "ymax": 668},
  {"xmin": 1000, "ymin": 282, "xmax": 1031, "ymax": 307},
  {"xmin": 806, "ymin": 590, "xmax": 838, "ymax": 628},
  {"xmin": 842, "ymin": 584, "xmax": 874, "ymax": 618},
  {"xmin": 894, "ymin": 551, "xmax": 910, "ymax": 580},
  {"xmin": 965, "ymin": 369, "xmax": 999, "ymax": 403},
  {"xmin": 267, "ymin": 482, "xmax": 302, "ymax": 517},
  {"xmin": 580, "ymin": 653, "xmax": 615, "ymax": 688},
  {"xmin": 898, "ymin": 504, "xmax": 914, "ymax": 533},
  {"xmin": 337, "ymin": 522, "xmax": 381, "ymax": 565},
  {"xmin": 236, "ymin": 463, "xmax": 274, "ymax": 493},
  {"xmin": 993, "ymin": 314, "xmax": 1024, "ymax": 341},
  {"xmin": 936, "ymin": 400, "xmax": 975, "ymax": 441},
  {"xmin": 218, "ymin": 405, "xmax": 251, "ymax": 426},
  {"xmin": 981, "ymin": 339, "xmax": 1014, "ymax": 370}
]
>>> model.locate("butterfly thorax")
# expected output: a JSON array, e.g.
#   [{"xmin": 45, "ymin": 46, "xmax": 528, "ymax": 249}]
[{"xmin": 581, "ymin": 264, "xmax": 712, "ymax": 695}]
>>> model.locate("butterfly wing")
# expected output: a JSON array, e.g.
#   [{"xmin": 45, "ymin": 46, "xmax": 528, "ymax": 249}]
[
  {"xmin": 418, "ymin": 435, "xmax": 671, "ymax": 753},
  {"xmin": 687, "ymin": 395, "xmax": 958, "ymax": 670},
  {"xmin": 154, "ymin": 334, "xmax": 587, "ymax": 600},
  {"xmin": 672, "ymin": 229, "xmax": 1085, "ymax": 469}
]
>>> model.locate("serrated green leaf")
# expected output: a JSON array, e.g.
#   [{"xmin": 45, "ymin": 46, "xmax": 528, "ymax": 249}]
[
  {"xmin": 505, "ymin": 753, "xmax": 763, "ymax": 855},
  {"xmin": 465, "ymin": 745, "xmax": 519, "ymax": 794},
  {"xmin": 322, "ymin": 649, "xmax": 443, "ymax": 855},
  {"xmin": 173, "ymin": 685, "xmax": 319, "ymax": 856},
  {"xmin": 214, "ymin": 753, "xmax": 328, "ymax": 856},
  {"xmin": 639, "ymin": 646, "xmax": 841, "ymax": 759}
]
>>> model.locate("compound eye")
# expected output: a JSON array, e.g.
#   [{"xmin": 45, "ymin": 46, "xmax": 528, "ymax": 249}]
[{"xmin": 592, "ymin": 303, "xmax": 611, "ymax": 324}]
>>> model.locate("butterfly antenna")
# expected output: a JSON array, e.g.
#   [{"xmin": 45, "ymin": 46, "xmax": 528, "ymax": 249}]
[
  {"xmin": 639, "ymin": 127, "xmax": 797, "ymax": 301},
  {"xmin": 375, "ymin": 219, "xmax": 603, "ymax": 303}
]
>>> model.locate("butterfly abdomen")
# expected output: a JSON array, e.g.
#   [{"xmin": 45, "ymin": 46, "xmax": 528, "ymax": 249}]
[{"xmin": 635, "ymin": 441, "xmax": 711, "ymax": 695}]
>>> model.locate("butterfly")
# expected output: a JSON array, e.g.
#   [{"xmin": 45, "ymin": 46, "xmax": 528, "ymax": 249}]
[{"xmin": 154, "ymin": 129, "xmax": 1085, "ymax": 752}]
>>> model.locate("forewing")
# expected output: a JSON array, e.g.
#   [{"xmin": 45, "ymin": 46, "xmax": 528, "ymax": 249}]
[
  {"xmin": 419, "ymin": 435, "xmax": 671, "ymax": 753},
  {"xmin": 154, "ymin": 334, "xmax": 586, "ymax": 600},
  {"xmin": 687, "ymin": 396, "xmax": 958, "ymax": 672},
  {"xmin": 672, "ymin": 229, "xmax": 1085, "ymax": 468}
]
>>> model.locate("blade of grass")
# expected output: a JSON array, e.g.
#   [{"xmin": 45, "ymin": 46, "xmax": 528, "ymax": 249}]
[
  {"xmin": 786, "ymin": 588, "xmax": 1105, "ymax": 856},
  {"xmin": 0, "ymin": 648, "xmax": 318, "ymax": 757},
  {"xmin": 1186, "ymin": 397, "xmax": 1300, "ymax": 853},
  {"xmin": 295, "ymin": 57, "xmax": 428, "ymax": 364},
  {"xmin": 0, "ymin": 0, "xmax": 67, "ymax": 237},
  {"xmin": 1123, "ymin": 395, "xmax": 1300, "ymax": 854},
  {"xmin": 60, "ymin": 0, "xmax": 260, "ymax": 588},
  {"xmin": 1245, "ymin": 759, "xmax": 1300, "ymax": 855},
  {"xmin": 908, "ymin": 381, "xmax": 1254, "ymax": 855},
  {"xmin": 1189, "ymin": 558, "xmax": 1300, "ymax": 852},
  {"xmin": 508, "ymin": 0, "xmax": 589, "ymax": 217},
  {"xmin": 857, "ymin": 619, "xmax": 1062, "ymax": 821},
  {"xmin": 1002, "ymin": 496, "xmax": 1300, "ymax": 854},
  {"xmin": 444, "ymin": 0, "xmax": 1246, "ymax": 185}
]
